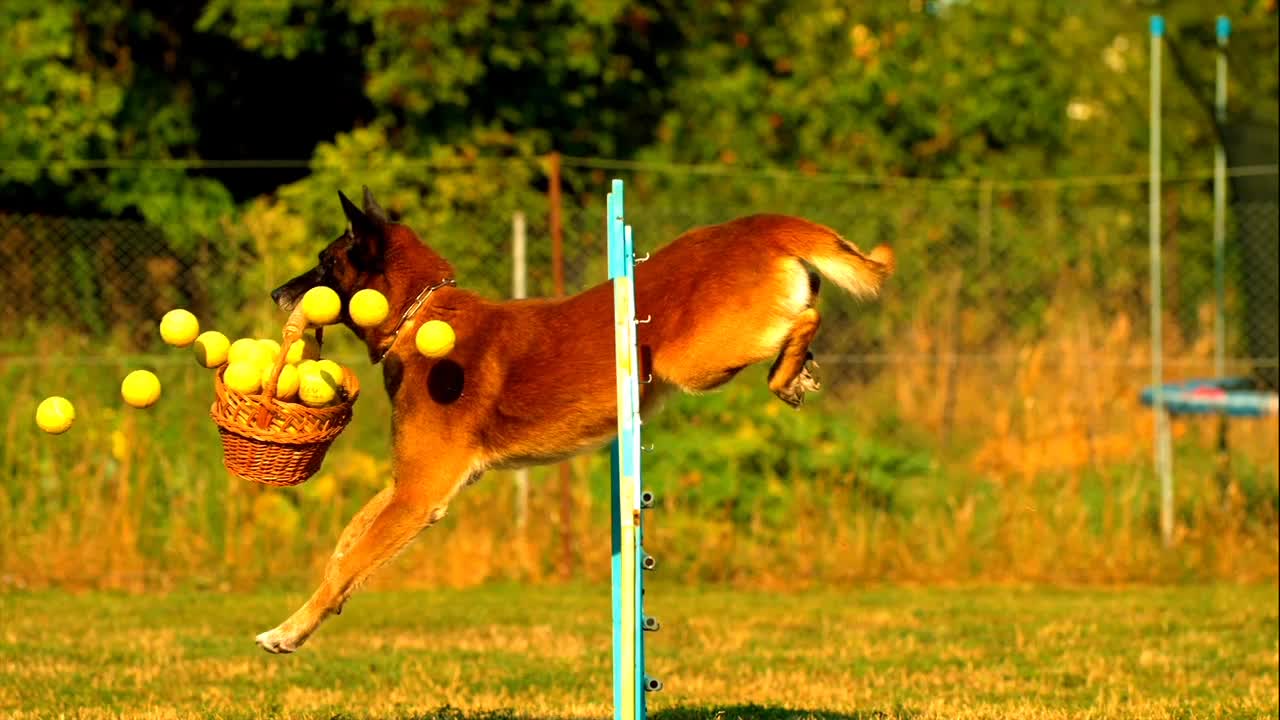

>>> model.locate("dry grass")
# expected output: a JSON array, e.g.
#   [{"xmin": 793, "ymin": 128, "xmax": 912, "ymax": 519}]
[
  {"xmin": 1, "ymin": 305, "xmax": 1276, "ymax": 591},
  {"xmin": 0, "ymin": 584, "xmax": 1275, "ymax": 719}
]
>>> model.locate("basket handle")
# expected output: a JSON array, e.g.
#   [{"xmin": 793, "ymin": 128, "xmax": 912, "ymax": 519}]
[{"xmin": 255, "ymin": 304, "xmax": 311, "ymax": 429}]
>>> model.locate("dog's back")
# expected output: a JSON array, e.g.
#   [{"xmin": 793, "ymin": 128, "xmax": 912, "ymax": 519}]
[{"xmin": 414, "ymin": 213, "xmax": 894, "ymax": 469}]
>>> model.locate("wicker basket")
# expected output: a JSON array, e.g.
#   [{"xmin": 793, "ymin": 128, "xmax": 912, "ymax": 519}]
[{"xmin": 209, "ymin": 306, "xmax": 360, "ymax": 487}]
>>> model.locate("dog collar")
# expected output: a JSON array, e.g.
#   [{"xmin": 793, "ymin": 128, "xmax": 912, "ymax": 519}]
[{"xmin": 374, "ymin": 277, "xmax": 456, "ymax": 364}]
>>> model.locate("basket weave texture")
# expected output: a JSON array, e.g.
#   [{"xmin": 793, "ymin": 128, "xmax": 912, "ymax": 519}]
[{"xmin": 209, "ymin": 306, "xmax": 360, "ymax": 486}]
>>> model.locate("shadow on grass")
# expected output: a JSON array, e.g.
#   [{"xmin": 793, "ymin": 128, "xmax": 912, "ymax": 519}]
[
  {"xmin": 346, "ymin": 704, "xmax": 915, "ymax": 720},
  {"xmin": 650, "ymin": 705, "xmax": 915, "ymax": 720}
]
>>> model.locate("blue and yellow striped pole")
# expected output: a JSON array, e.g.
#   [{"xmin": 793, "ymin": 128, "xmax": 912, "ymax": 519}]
[{"xmin": 608, "ymin": 179, "xmax": 658, "ymax": 720}]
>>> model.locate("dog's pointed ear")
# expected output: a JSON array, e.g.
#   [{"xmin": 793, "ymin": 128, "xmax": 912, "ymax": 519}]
[
  {"xmin": 339, "ymin": 190, "xmax": 363, "ymax": 225},
  {"xmin": 339, "ymin": 189, "xmax": 385, "ymax": 238},
  {"xmin": 362, "ymin": 185, "xmax": 390, "ymax": 225},
  {"xmin": 340, "ymin": 189, "xmax": 386, "ymax": 272}
]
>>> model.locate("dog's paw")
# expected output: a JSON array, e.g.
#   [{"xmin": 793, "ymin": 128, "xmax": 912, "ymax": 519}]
[
  {"xmin": 255, "ymin": 626, "xmax": 303, "ymax": 655},
  {"xmin": 773, "ymin": 358, "xmax": 821, "ymax": 409}
]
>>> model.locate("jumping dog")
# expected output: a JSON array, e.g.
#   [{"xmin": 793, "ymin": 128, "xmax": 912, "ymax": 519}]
[{"xmin": 257, "ymin": 187, "xmax": 894, "ymax": 654}]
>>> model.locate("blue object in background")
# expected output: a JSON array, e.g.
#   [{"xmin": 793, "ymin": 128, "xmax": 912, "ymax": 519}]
[{"xmin": 1140, "ymin": 378, "xmax": 1278, "ymax": 418}]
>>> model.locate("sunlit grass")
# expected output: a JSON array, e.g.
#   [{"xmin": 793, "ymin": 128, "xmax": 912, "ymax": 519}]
[{"xmin": 0, "ymin": 584, "xmax": 1275, "ymax": 719}]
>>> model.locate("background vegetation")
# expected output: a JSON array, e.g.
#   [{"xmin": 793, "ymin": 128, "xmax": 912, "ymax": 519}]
[{"xmin": 1, "ymin": 0, "xmax": 1277, "ymax": 591}]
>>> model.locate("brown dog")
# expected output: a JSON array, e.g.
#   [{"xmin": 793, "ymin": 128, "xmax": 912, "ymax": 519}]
[{"xmin": 255, "ymin": 187, "xmax": 894, "ymax": 654}]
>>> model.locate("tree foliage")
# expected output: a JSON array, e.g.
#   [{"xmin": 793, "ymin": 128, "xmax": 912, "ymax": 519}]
[{"xmin": 1, "ymin": 0, "xmax": 1275, "ymax": 295}]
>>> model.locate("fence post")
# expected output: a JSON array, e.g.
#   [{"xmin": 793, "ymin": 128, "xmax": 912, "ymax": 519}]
[
  {"xmin": 512, "ymin": 211, "xmax": 529, "ymax": 531},
  {"xmin": 1150, "ymin": 15, "xmax": 1174, "ymax": 548}
]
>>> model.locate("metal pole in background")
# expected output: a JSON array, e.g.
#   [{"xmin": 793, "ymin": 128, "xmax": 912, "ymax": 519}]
[
  {"xmin": 1150, "ymin": 15, "xmax": 1174, "ymax": 548},
  {"xmin": 1212, "ymin": 16, "xmax": 1233, "ymax": 506},
  {"xmin": 512, "ymin": 211, "xmax": 529, "ymax": 531},
  {"xmin": 1213, "ymin": 16, "xmax": 1230, "ymax": 379}
]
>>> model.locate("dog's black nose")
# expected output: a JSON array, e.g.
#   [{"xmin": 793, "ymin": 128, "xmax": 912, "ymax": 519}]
[{"xmin": 271, "ymin": 283, "xmax": 300, "ymax": 310}]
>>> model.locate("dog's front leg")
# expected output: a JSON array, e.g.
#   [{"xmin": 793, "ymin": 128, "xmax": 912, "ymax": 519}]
[{"xmin": 255, "ymin": 462, "xmax": 475, "ymax": 654}]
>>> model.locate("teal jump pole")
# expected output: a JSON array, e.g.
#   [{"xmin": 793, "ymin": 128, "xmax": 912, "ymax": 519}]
[{"xmin": 608, "ymin": 179, "xmax": 659, "ymax": 720}]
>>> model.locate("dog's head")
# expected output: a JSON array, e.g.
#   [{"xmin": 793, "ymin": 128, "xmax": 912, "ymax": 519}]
[{"xmin": 271, "ymin": 187, "xmax": 393, "ymax": 314}]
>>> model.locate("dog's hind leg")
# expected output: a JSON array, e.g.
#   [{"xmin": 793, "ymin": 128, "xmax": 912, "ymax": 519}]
[
  {"xmin": 255, "ymin": 458, "xmax": 477, "ymax": 654},
  {"xmin": 767, "ymin": 306, "xmax": 822, "ymax": 408}
]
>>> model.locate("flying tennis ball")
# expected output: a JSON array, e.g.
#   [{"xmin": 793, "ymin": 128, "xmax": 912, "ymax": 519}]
[
  {"xmin": 223, "ymin": 361, "xmax": 262, "ymax": 395},
  {"xmin": 159, "ymin": 309, "xmax": 200, "ymax": 348},
  {"xmin": 262, "ymin": 362, "xmax": 300, "ymax": 401},
  {"xmin": 348, "ymin": 289, "xmax": 389, "ymax": 328},
  {"xmin": 297, "ymin": 366, "xmax": 338, "ymax": 407},
  {"xmin": 121, "ymin": 370, "xmax": 161, "ymax": 409},
  {"xmin": 193, "ymin": 330, "xmax": 230, "ymax": 368},
  {"xmin": 415, "ymin": 320, "xmax": 455, "ymax": 358},
  {"xmin": 301, "ymin": 286, "xmax": 342, "ymax": 326},
  {"xmin": 285, "ymin": 335, "xmax": 321, "ymax": 364},
  {"xmin": 35, "ymin": 396, "xmax": 76, "ymax": 434}
]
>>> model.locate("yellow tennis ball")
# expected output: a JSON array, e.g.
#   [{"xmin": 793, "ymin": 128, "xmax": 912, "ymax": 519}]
[
  {"xmin": 262, "ymin": 362, "xmax": 299, "ymax": 401},
  {"xmin": 223, "ymin": 361, "xmax": 262, "ymax": 394},
  {"xmin": 193, "ymin": 331, "xmax": 230, "ymax": 368},
  {"xmin": 301, "ymin": 286, "xmax": 342, "ymax": 326},
  {"xmin": 285, "ymin": 335, "xmax": 321, "ymax": 364},
  {"xmin": 35, "ymin": 396, "xmax": 76, "ymax": 434},
  {"xmin": 250, "ymin": 338, "xmax": 279, "ymax": 366},
  {"xmin": 315, "ymin": 359, "xmax": 344, "ymax": 385},
  {"xmin": 348, "ymin": 289, "xmax": 389, "ymax": 328},
  {"xmin": 121, "ymin": 370, "xmax": 161, "ymax": 409},
  {"xmin": 159, "ymin": 309, "xmax": 200, "ymax": 348},
  {"xmin": 297, "ymin": 367, "xmax": 338, "ymax": 407},
  {"xmin": 228, "ymin": 337, "xmax": 267, "ymax": 366},
  {"xmin": 416, "ymin": 320, "xmax": 455, "ymax": 358}
]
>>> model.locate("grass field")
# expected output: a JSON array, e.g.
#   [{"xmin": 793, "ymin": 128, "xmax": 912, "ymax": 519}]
[{"xmin": 1, "ymin": 583, "xmax": 1275, "ymax": 719}]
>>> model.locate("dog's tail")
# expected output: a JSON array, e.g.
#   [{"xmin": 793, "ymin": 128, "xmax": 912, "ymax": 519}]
[{"xmin": 785, "ymin": 219, "xmax": 895, "ymax": 300}]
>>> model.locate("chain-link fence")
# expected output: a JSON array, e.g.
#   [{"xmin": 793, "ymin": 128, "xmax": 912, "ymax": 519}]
[{"xmin": 3, "ymin": 162, "xmax": 1276, "ymax": 380}]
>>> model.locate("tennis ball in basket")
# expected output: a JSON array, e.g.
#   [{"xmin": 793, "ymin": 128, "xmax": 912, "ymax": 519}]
[
  {"xmin": 297, "ymin": 366, "xmax": 338, "ymax": 407},
  {"xmin": 315, "ymin": 359, "xmax": 344, "ymax": 384},
  {"xmin": 193, "ymin": 330, "xmax": 230, "ymax": 368},
  {"xmin": 228, "ymin": 337, "xmax": 268, "ymax": 367},
  {"xmin": 262, "ymin": 362, "xmax": 300, "ymax": 401},
  {"xmin": 256, "ymin": 338, "xmax": 282, "ymax": 363},
  {"xmin": 301, "ymin": 286, "xmax": 342, "ymax": 326},
  {"xmin": 223, "ymin": 361, "xmax": 262, "ymax": 394},
  {"xmin": 159, "ymin": 309, "xmax": 200, "ymax": 348},
  {"xmin": 285, "ymin": 335, "xmax": 321, "ymax": 364},
  {"xmin": 121, "ymin": 370, "xmax": 161, "ymax": 408},
  {"xmin": 349, "ymin": 289, "xmax": 389, "ymax": 328},
  {"xmin": 416, "ymin": 320, "xmax": 455, "ymax": 358},
  {"xmin": 35, "ymin": 396, "xmax": 76, "ymax": 434}
]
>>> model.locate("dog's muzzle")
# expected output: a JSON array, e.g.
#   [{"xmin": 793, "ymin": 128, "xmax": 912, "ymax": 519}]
[{"xmin": 271, "ymin": 267, "xmax": 326, "ymax": 311}]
